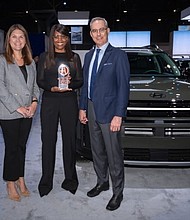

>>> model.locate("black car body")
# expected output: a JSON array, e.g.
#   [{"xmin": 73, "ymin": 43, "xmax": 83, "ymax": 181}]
[{"xmin": 77, "ymin": 46, "xmax": 190, "ymax": 166}]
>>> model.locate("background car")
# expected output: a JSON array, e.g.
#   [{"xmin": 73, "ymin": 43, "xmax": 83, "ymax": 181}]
[{"xmin": 77, "ymin": 45, "xmax": 190, "ymax": 166}]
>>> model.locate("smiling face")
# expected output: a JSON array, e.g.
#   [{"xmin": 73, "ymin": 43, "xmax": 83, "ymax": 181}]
[
  {"xmin": 9, "ymin": 29, "xmax": 26, "ymax": 52},
  {"xmin": 53, "ymin": 30, "xmax": 68, "ymax": 52},
  {"xmin": 90, "ymin": 19, "xmax": 110, "ymax": 47}
]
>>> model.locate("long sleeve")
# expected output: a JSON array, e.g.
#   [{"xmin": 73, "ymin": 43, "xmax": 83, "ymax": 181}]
[
  {"xmin": 69, "ymin": 53, "xmax": 83, "ymax": 90},
  {"xmin": 37, "ymin": 52, "xmax": 52, "ymax": 91},
  {"xmin": 31, "ymin": 61, "xmax": 40, "ymax": 101}
]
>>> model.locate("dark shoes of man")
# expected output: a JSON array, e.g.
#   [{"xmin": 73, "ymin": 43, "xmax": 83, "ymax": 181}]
[
  {"xmin": 106, "ymin": 193, "xmax": 123, "ymax": 211},
  {"xmin": 87, "ymin": 183, "xmax": 123, "ymax": 211},
  {"xmin": 87, "ymin": 182, "xmax": 109, "ymax": 197}
]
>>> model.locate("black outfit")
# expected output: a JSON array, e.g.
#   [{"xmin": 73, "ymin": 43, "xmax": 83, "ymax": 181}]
[
  {"xmin": 37, "ymin": 52, "xmax": 83, "ymax": 197},
  {"xmin": 1, "ymin": 118, "xmax": 32, "ymax": 181}
]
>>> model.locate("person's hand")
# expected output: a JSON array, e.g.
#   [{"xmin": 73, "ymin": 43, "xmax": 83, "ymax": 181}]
[
  {"xmin": 79, "ymin": 110, "xmax": 88, "ymax": 124},
  {"xmin": 26, "ymin": 102, "xmax": 38, "ymax": 118},
  {"xmin": 51, "ymin": 86, "xmax": 72, "ymax": 92},
  {"xmin": 110, "ymin": 116, "xmax": 122, "ymax": 132},
  {"xmin": 17, "ymin": 106, "xmax": 30, "ymax": 118}
]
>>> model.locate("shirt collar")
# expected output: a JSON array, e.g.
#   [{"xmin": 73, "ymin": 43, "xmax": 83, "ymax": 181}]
[{"xmin": 95, "ymin": 42, "xmax": 109, "ymax": 53}]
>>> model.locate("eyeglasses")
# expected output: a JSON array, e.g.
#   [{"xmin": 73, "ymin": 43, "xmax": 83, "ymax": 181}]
[
  {"xmin": 53, "ymin": 35, "xmax": 68, "ymax": 40},
  {"xmin": 91, "ymin": 27, "xmax": 107, "ymax": 34}
]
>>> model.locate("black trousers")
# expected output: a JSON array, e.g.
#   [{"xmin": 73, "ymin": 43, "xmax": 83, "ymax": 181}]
[
  {"xmin": 38, "ymin": 93, "xmax": 79, "ymax": 196},
  {"xmin": 0, "ymin": 118, "xmax": 32, "ymax": 181}
]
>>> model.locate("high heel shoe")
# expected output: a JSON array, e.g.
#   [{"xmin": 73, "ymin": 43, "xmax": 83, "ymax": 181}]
[
  {"xmin": 7, "ymin": 182, "xmax": 21, "ymax": 202},
  {"xmin": 16, "ymin": 181, "xmax": 30, "ymax": 197},
  {"xmin": 19, "ymin": 188, "xmax": 30, "ymax": 197}
]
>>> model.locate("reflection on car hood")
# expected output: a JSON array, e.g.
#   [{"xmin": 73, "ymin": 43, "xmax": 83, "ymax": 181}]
[{"xmin": 130, "ymin": 76, "xmax": 190, "ymax": 101}]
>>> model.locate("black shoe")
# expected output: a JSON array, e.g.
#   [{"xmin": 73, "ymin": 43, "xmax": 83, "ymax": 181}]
[
  {"xmin": 87, "ymin": 183, "xmax": 109, "ymax": 197},
  {"xmin": 61, "ymin": 179, "xmax": 78, "ymax": 195},
  {"xmin": 38, "ymin": 178, "xmax": 53, "ymax": 197},
  {"xmin": 106, "ymin": 194, "xmax": 123, "ymax": 211},
  {"xmin": 38, "ymin": 186, "xmax": 52, "ymax": 197}
]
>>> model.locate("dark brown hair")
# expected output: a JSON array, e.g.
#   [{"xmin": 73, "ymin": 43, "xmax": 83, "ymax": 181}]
[
  {"xmin": 46, "ymin": 24, "xmax": 73, "ymax": 68},
  {"xmin": 4, "ymin": 24, "xmax": 33, "ymax": 65}
]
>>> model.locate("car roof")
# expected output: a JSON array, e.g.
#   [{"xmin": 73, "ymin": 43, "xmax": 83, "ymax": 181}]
[{"xmin": 120, "ymin": 44, "xmax": 165, "ymax": 54}]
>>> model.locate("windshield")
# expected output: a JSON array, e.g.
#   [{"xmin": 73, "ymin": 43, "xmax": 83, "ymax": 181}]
[{"xmin": 127, "ymin": 52, "xmax": 181, "ymax": 77}]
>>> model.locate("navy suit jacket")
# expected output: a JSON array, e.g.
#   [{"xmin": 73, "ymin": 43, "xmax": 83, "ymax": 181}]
[{"xmin": 79, "ymin": 44, "xmax": 130, "ymax": 124}]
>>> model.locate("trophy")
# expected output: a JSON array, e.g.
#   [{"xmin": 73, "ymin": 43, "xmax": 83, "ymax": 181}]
[{"xmin": 58, "ymin": 64, "xmax": 69, "ymax": 89}]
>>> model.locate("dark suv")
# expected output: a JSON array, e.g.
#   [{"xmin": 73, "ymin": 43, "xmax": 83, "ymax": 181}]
[{"xmin": 77, "ymin": 45, "xmax": 190, "ymax": 166}]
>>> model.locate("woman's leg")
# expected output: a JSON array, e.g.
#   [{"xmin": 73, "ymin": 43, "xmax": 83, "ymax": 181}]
[
  {"xmin": 60, "ymin": 95, "xmax": 79, "ymax": 194},
  {"xmin": 38, "ymin": 97, "xmax": 59, "ymax": 197}
]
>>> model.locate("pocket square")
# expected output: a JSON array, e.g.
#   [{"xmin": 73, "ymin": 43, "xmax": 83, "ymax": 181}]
[{"xmin": 104, "ymin": 63, "xmax": 112, "ymax": 66}]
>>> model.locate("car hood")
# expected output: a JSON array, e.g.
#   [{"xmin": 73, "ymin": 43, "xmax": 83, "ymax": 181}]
[{"xmin": 130, "ymin": 76, "xmax": 190, "ymax": 101}]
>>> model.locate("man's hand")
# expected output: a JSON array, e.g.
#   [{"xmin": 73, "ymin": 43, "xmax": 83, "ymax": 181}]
[
  {"xmin": 79, "ymin": 110, "xmax": 88, "ymax": 124},
  {"xmin": 110, "ymin": 116, "xmax": 122, "ymax": 132}
]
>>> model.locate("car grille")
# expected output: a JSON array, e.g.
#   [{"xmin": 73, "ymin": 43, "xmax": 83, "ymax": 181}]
[
  {"xmin": 127, "ymin": 100, "xmax": 190, "ymax": 117},
  {"xmin": 123, "ymin": 148, "xmax": 190, "ymax": 162},
  {"xmin": 123, "ymin": 126, "xmax": 190, "ymax": 137}
]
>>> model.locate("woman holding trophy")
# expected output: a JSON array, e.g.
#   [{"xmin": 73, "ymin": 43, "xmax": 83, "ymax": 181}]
[{"xmin": 37, "ymin": 24, "xmax": 83, "ymax": 197}]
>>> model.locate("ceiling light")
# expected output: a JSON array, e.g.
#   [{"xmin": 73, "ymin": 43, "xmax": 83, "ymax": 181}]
[
  {"xmin": 58, "ymin": 11, "xmax": 89, "ymax": 25},
  {"xmin": 181, "ymin": 7, "xmax": 190, "ymax": 20}
]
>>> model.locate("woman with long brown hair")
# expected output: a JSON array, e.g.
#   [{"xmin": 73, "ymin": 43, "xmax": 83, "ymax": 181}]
[{"xmin": 0, "ymin": 24, "xmax": 40, "ymax": 201}]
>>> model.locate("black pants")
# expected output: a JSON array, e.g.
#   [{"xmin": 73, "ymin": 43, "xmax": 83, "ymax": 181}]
[
  {"xmin": 38, "ymin": 93, "xmax": 79, "ymax": 196},
  {"xmin": 0, "ymin": 118, "xmax": 32, "ymax": 181}
]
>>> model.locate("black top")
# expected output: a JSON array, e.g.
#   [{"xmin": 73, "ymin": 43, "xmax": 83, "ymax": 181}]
[
  {"xmin": 37, "ymin": 52, "xmax": 83, "ymax": 97},
  {"xmin": 19, "ymin": 65, "xmax": 27, "ymax": 82}
]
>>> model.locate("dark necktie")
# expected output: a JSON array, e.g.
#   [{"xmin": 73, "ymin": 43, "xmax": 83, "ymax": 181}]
[{"xmin": 90, "ymin": 48, "xmax": 101, "ymax": 99}]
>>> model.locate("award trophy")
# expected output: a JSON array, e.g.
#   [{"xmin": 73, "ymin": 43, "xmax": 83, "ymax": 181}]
[{"xmin": 58, "ymin": 64, "xmax": 69, "ymax": 89}]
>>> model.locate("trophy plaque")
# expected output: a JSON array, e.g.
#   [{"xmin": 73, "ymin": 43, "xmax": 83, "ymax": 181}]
[{"xmin": 58, "ymin": 64, "xmax": 69, "ymax": 89}]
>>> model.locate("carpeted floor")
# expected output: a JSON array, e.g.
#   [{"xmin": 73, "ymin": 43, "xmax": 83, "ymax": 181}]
[{"xmin": 0, "ymin": 108, "xmax": 190, "ymax": 220}]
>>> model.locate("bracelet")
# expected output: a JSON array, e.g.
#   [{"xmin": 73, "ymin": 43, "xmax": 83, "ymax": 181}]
[{"xmin": 32, "ymin": 99, "xmax": 38, "ymax": 103}]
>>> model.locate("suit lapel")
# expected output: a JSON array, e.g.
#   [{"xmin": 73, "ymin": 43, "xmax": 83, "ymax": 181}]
[
  {"xmin": 85, "ymin": 49, "xmax": 94, "ymax": 80},
  {"xmin": 97, "ymin": 44, "xmax": 113, "ymax": 74}
]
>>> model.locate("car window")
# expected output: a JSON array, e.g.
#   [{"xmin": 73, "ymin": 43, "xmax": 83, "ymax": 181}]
[
  {"xmin": 127, "ymin": 52, "xmax": 181, "ymax": 76},
  {"xmin": 128, "ymin": 53, "xmax": 159, "ymax": 74},
  {"xmin": 156, "ymin": 53, "xmax": 181, "ymax": 76}
]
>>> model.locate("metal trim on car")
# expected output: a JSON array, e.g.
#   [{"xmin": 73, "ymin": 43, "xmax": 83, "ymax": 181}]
[
  {"xmin": 124, "ymin": 160, "xmax": 190, "ymax": 166},
  {"xmin": 127, "ymin": 107, "xmax": 190, "ymax": 110}
]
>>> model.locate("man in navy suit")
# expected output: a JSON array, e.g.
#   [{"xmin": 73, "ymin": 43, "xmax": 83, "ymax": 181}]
[{"xmin": 79, "ymin": 17, "xmax": 130, "ymax": 211}]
